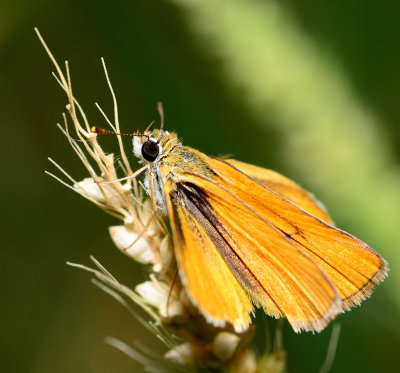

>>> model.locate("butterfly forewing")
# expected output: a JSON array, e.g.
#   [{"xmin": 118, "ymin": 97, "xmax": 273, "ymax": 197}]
[
  {"xmin": 225, "ymin": 159, "xmax": 387, "ymax": 307},
  {"xmin": 205, "ymin": 157, "xmax": 387, "ymax": 308}
]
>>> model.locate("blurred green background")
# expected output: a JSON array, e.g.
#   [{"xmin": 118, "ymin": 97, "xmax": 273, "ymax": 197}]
[{"xmin": 1, "ymin": 0, "xmax": 399, "ymax": 372}]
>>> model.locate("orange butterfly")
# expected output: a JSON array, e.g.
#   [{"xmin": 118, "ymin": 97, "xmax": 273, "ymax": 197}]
[{"xmin": 94, "ymin": 125, "xmax": 388, "ymax": 333}]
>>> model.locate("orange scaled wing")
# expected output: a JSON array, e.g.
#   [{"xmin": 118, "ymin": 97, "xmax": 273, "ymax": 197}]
[
  {"xmin": 167, "ymin": 154, "xmax": 387, "ymax": 332},
  {"xmin": 165, "ymin": 179, "xmax": 254, "ymax": 332},
  {"xmin": 224, "ymin": 159, "xmax": 388, "ymax": 308},
  {"xmin": 167, "ymin": 171, "xmax": 345, "ymax": 332},
  {"xmin": 226, "ymin": 159, "xmax": 332, "ymax": 224},
  {"xmin": 213, "ymin": 158, "xmax": 387, "ymax": 309}
]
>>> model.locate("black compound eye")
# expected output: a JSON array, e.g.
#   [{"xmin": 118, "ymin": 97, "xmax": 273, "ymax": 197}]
[{"xmin": 141, "ymin": 140, "xmax": 159, "ymax": 162}]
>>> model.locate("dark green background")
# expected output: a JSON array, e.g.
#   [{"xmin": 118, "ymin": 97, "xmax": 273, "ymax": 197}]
[{"xmin": 1, "ymin": 1, "xmax": 399, "ymax": 372}]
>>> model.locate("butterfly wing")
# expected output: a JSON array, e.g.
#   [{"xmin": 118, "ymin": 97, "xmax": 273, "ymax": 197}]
[
  {"xmin": 226, "ymin": 159, "xmax": 331, "ymax": 224},
  {"xmin": 164, "ymin": 150, "xmax": 387, "ymax": 332},
  {"xmin": 164, "ymin": 180, "xmax": 254, "ymax": 332},
  {"xmin": 205, "ymin": 157, "xmax": 388, "ymax": 309},
  {"xmin": 165, "ymin": 172, "xmax": 343, "ymax": 333}
]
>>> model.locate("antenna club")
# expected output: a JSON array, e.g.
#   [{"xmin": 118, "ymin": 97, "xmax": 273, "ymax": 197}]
[
  {"xmin": 89, "ymin": 126, "xmax": 142, "ymax": 137},
  {"xmin": 91, "ymin": 126, "xmax": 101, "ymax": 134}
]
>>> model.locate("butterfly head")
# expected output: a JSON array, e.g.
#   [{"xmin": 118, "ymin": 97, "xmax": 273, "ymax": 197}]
[{"xmin": 133, "ymin": 129, "xmax": 179, "ymax": 165}]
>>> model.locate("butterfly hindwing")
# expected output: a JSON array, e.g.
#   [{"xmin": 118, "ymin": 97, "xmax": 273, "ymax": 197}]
[{"xmin": 165, "ymin": 180, "xmax": 254, "ymax": 332}]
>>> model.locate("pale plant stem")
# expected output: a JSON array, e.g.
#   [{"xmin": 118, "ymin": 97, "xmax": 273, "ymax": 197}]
[
  {"xmin": 60, "ymin": 119, "xmax": 129, "ymax": 218},
  {"xmin": 101, "ymin": 58, "xmax": 135, "ymax": 179}
]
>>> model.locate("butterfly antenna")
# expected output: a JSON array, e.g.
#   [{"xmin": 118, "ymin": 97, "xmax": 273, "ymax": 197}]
[
  {"xmin": 157, "ymin": 101, "xmax": 164, "ymax": 130},
  {"xmin": 91, "ymin": 126, "xmax": 141, "ymax": 137}
]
